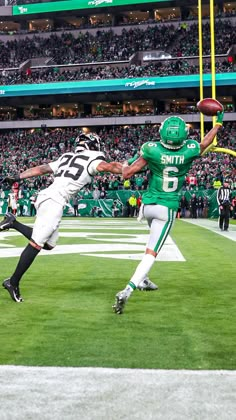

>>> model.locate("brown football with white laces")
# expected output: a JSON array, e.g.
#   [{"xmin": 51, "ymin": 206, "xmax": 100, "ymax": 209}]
[{"xmin": 197, "ymin": 98, "xmax": 223, "ymax": 116}]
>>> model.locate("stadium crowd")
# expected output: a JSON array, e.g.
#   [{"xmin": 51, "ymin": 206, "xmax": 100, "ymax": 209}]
[
  {"xmin": 171, "ymin": 20, "xmax": 236, "ymax": 56},
  {"xmin": 0, "ymin": 59, "xmax": 234, "ymax": 86},
  {"xmin": 0, "ymin": 20, "xmax": 235, "ymax": 68},
  {"xmin": 0, "ymin": 124, "xmax": 235, "ymax": 195}
]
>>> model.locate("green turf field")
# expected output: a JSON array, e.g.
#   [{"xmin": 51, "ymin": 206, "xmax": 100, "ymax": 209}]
[{"xmin": 0, "ymin": 217, "xmax": 235, "ymax": 369}]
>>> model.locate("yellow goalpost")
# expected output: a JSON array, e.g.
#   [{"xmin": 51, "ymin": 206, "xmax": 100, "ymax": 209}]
[{"xmin": 198, "ymin": 0, "xmax": 236, "ymax": 157}]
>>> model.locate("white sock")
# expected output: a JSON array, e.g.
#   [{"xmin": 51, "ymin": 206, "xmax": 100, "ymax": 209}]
[{"xmin": 125, "ymin": 254, "xmax": 156, "ymax": 293}]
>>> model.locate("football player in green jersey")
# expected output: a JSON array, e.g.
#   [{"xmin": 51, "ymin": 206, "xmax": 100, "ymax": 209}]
[{"xmin": 113, "ymin": 111, "xmax": 224, "ymax": 314}]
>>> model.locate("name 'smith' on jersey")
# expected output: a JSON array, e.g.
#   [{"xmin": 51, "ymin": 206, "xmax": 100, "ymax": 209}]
[{"xmin": 140, "ymin": 140, "xmax": 201, "ymax": 211}]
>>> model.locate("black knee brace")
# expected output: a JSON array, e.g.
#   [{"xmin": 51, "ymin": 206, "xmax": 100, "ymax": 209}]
[{"xmin": 43, "ymin": 243, "xmax": 54, "ymax": 251}]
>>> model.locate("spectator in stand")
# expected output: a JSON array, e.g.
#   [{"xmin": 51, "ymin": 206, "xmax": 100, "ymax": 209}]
[
  {"xmin": 213, "ymin": 177, "xmax": 222, "ymax": 189},
  {"xmin": 93, "ymin": 186, "xmax": 100, "ymax": 200},
  {"xmin": 134, "ymin": 174, "xmax": 144, "ymax": 190},
  {"xmin": 112, "ymin": 176, "xmax": 120, "ymax": 190},
  {"xmin": 82, "ymin": 187, "xmax": 92, "ymax": 199},
  {"xmin": 186, "ymin": 173, "xmax": 198, "ymax": 190},
  {"xmin": 198, "ymin": 177, "xmax": 206, "ymax": 190},
  {"xmin": 142, "ymin": 176, "xmax": 149, "ymax": 190},
  {"xmin": 101, "ymin": 176, "xmax": 109, "ymax": 190},
  {"xmin": 123, "ymin": 179, "xmax": 131, "ymax": 190}
]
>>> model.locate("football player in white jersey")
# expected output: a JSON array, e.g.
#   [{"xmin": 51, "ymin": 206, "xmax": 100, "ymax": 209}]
[{"xmin": 0, "ymin": 132, "xmax": 123, "ymax": 302}]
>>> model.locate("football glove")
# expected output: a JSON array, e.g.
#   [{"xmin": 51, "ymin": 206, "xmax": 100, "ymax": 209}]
[
  {"xmin": 215, "ymin": 111, "xmax": 224, "ymax": 126},
  {"xmin": 1, "ymin": 175, "xmax": 21, "ymax": 186}
]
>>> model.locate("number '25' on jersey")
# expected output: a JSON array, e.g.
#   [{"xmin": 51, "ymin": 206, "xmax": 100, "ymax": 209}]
[
  {"xmin": 38, "ymin": 150, "xmax": 105, "ymax": 206},
  {"xmin": 140, "ymin": 140, "xmax": 201, "ymax": 210}
]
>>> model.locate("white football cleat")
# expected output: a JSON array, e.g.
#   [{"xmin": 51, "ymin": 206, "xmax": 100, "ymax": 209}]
[
  {"xmin": 137, "ymin": 277, "xmax": 158, "ymax": 291},
  {"xmin": 112, "ymin": 290, "xmax": 129, "ymax": 315}
]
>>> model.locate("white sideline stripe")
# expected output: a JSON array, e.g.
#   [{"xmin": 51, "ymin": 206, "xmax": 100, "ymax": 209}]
[
  {"xmin": 182, "ymin": 219, "xmax": 236, "ymax": 241},
  {"xmin": 0, "ymin": 366, "xmax": 235, "ymax": 420}
]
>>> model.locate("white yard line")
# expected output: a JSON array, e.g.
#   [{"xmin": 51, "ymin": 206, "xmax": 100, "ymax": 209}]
[
  {"xmin": 0, "ymin": 366, "xmax": 235, "ymax": 420},
  {"xmin": 0, "ymin": 224, "xmax": 185, "ymax": 261}
]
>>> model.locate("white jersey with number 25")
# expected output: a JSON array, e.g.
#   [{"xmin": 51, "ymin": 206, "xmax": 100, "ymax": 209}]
[{"xmin": 36, "ymin": 150, "xmax": 105, "ymax": 207}]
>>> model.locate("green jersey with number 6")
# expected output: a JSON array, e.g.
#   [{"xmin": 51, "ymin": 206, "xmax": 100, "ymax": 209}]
[{"xmin": 140, "ymin": 140, "xmax": 201, "ymax": 210}]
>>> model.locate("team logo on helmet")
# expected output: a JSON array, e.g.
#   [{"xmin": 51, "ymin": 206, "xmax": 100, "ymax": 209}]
[
  {"xmin": 75, "ymin": 132, "xmax": 101, "ymax": 153},
  {"xmin": 159, "ymin": 116, "xmax": 188, "ymax": 150}
]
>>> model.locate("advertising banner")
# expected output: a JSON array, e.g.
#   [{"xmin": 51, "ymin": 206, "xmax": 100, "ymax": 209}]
[
  {"xmin": 0, "ymin": 74, "xmax": 235, "ymax": 98},
  {"xmin": 0, "ymin": 191, "xmax": 232, "ymax": 218},
  {"xmin": 13, "ymin": 0, "xmax": 169, "ymax": 16}
]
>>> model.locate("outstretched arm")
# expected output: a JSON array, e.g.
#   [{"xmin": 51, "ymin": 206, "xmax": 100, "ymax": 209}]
[
  {"xmin": 19, "ymin": 164, "xmax": 53, "ymax": 180},
  {"xmin": 1, "ymin": 164, "xmax": 53, "ymax": 186},
  {"xmin": 122, "ymin": 157, "xmax": 148, "ymax": 179},
  {"xmin": 200, "ymin": 111, "xmax": 224, "ymax": 154},
  {"xmin": 97, "ymin": 161, "xmax": 123, "ymax": 174}
]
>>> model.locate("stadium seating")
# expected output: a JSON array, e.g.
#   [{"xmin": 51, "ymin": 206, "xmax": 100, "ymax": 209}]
[
  {"xmin": 0, "ymin": 60, "xmax": 234, "ymax": 87},
  {"xmin": 0, "ymin": 20, "xmax": 235, "ymax": 68},
  {"xmin": 0, "ymin": 124, "xmax": 235, "ymax": 194}
]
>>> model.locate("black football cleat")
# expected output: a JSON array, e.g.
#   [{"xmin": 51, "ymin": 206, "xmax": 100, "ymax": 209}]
[
  {"xmin": 0, "ymin": 212, "xmax": 16, "ymax": 231},
  {"xmin": 2, "ymin": 279, "xmax": 23, "ymax": 303}
]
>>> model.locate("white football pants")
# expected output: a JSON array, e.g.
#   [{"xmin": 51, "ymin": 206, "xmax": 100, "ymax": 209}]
[
  {"xmin": 143, "ymin": 204, "xmax": 176, "ymax": 253},
  {"xmin": 32, "ymin": 198, "xmax": 63, "ymax": 248}
]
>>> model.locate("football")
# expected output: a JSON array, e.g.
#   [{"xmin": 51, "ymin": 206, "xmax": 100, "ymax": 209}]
[{"xmin": 197, "ymin": 98, "xmax": 223, "ymax": 116}]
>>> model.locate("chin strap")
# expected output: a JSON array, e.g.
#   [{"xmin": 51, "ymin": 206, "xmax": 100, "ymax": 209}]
[{"xmin": 160, "ymin": 140, "xmax": 186, "ymax": 150}]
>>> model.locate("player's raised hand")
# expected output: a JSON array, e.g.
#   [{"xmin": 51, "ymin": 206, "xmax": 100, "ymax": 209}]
[{"xmin": 216, "ymin": 111, "xmax": 224, "ymax": 126}]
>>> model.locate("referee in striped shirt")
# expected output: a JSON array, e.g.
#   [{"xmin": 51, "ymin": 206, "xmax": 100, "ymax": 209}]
[{"xmin": 217, "ymin": 180, "xmax": 232, "ymax": 231}]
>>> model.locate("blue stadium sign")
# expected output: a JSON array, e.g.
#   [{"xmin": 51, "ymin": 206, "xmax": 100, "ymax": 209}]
[{"xmin": 0, "ymin": 74, "xmax": 235, "ymax": 97}]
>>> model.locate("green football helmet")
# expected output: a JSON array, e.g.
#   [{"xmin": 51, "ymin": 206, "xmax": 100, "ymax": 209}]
[{"xmin": 159, "ymin": 116, "xmax": 188, "ymax": 149}]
